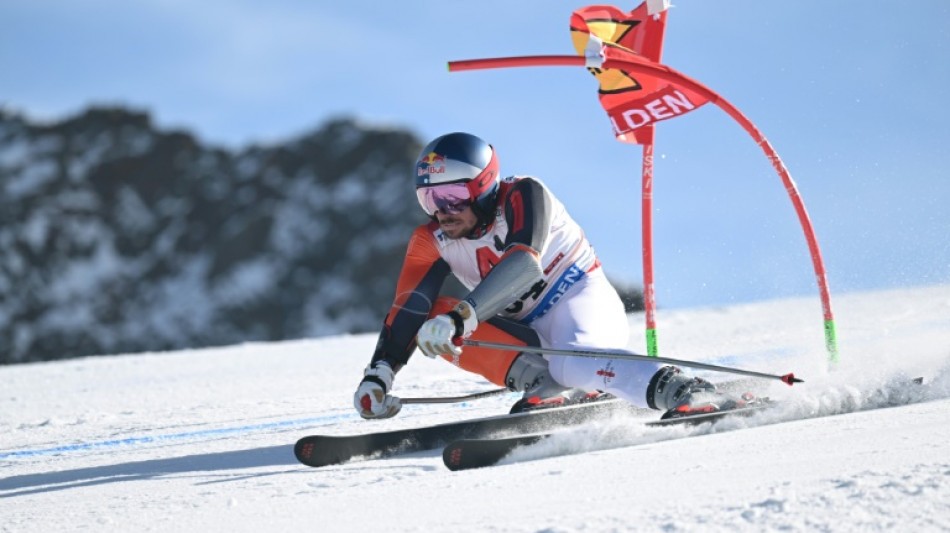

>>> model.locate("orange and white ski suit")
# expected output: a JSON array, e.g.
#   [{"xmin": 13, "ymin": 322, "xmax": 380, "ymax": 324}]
[{"xmin": 369, "ymin": 176, "xmax": 660, "ymax": 406}]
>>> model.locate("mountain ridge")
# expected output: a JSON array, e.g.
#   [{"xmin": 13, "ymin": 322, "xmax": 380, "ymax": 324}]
[{"xmin": 1, "ymin": 106, "xmax": 428, "ymax": 364}]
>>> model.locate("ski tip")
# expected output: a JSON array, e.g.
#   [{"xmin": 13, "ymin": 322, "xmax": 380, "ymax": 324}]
[
  {"xmin": 781, "ymin": 373, "xmax": 804, "ymax": 386},
  {"xmin": 443, "ymin": 444, "xmax": 465, "ymax": 471}
]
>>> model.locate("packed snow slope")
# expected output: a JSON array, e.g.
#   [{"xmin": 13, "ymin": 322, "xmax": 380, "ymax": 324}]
[{"xmin": 2, "ymin": 284, "xmax": 949, "ymax": 532}]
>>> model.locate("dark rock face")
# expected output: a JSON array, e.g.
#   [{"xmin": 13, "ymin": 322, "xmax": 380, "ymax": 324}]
[{"xmin": 0, "ymin": 107, "xmax": 427, "ymax": 363}]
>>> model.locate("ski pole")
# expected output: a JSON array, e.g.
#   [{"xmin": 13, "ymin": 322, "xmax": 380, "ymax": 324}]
[
  {"xmin": 400, "ymin": 387, "xmax": 509, "ymax": 404},
  {"xmin": 462, "ymin": 340, "xmax": 803, "ymax": 386}
]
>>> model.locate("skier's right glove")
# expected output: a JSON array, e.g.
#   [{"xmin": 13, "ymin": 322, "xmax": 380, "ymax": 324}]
[
  {"xmin": 353, "ymin": 362, "xmax": 402, "ymax": 419},
  {"xmin": 417, "ymin": 300, "xmax": 478, "ymax": 358}
]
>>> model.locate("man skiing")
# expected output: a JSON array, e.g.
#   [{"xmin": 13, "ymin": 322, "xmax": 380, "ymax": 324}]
[{"xmin": 354, "ymin": 132, "xmax": 744, "ymax": 420}]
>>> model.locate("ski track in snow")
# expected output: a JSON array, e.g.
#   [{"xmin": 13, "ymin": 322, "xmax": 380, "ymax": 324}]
[{"xmin": 1, "ymin": 284, "xmax": 949, "ymax": 532}]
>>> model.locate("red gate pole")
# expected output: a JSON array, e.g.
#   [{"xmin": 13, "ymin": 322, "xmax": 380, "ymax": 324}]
[
  {"xmin": 449, "ymin": 55, "xmax": 839, "ymax": 364},
  {"xmin": 641, "ymin": 133, "xmax": 659, "ymax": 356}
]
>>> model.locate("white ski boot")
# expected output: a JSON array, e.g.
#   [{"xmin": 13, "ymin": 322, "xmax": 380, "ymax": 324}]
[{"xmin": 647, "ymin": 365, "xmax": 756, "ymax": 419}]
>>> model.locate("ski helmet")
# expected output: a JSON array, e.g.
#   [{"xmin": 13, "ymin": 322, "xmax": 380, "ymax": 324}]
[{"xmin": 414, "ymin": 132, "xmax": 500, "ymax": 225}]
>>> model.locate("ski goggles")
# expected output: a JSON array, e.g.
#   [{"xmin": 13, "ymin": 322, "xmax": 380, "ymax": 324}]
[{"xmin": 416, "ymin": 183, "xmax": 473, "ymax": 216}]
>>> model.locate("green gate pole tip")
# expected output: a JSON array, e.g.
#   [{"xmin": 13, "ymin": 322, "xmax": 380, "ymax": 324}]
[
  {"xmin": 824, "ymin": 319, "xmax": 839, "ymax": 365},
  {"xmin": 646, "ymin": 328, "xmax": 658, "ymax": 357}
]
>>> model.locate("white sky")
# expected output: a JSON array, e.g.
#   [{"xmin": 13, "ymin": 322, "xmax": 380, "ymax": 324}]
[{"xmin": 2, "ymin": 0, "xmax": 949, "ymax": 311}]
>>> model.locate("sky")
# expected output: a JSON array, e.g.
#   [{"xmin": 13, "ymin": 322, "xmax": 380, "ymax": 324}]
[{"xmin": 2, "ymin": 0, "xmax": 949, "ymax": 315}]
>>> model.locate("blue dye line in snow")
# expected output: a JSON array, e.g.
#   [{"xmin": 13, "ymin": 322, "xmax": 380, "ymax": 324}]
[
  {"xmin": 0, "ymin": 400, "xmax": 492, "ymax": 460},
  {"xmin": 0, "ymin": 412, "xmax": 358, "ymax": 460}
]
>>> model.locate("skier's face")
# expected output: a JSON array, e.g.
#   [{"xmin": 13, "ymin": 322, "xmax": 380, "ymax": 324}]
[{"xmin": 435, "ymin": 205, "xmax": 477, "ymax": 239}]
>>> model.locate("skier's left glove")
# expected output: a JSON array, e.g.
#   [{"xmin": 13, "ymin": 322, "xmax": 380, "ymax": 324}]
[
  {"xmin": 354, "ymin": 362, "xmax": 402, "ymax": 419},
  {"xmin": 417, "ymin": 301, "xmax": 478, "ymax": 358}
]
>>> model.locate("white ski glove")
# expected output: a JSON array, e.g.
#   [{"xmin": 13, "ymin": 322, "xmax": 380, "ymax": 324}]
[
  {"xmin": 353, "ymin": 362, "xmax": 402, "ymax": 419},
  {"xmin": 417, "ymin": 301, "xmax": 478, "ymax": 358}
]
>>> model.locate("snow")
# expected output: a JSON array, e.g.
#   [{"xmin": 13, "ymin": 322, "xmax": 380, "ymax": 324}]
[
  {"xmin": 2, "ymin": 285, "xmax": 949, "ymax": 532},
  {"xmin": 3, "ymin": 159, "xmax": 58, "ymax": 199}
]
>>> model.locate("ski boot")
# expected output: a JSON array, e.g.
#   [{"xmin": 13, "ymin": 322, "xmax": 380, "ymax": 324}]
[
  {"xmin": 505, "ymin": 352, "xmax": 611, "ymax": 413},
  {"xmin": 647, "ymin": 365, "xmax": 757, "ymax": 420}
]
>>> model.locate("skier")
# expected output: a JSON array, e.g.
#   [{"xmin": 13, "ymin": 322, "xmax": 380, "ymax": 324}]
[{"xmin": 354, "ymin": 132, "xmax": 745, "ymax": 420}]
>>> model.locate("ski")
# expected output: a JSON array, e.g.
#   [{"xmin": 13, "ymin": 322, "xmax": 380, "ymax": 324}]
[
  {"xmin": 294, "ymin": 398, "xmax": 644, "ymax": 468},
  {"xmin": 442, "ymin": 401, "xmax": 776, "ymax": 471}
]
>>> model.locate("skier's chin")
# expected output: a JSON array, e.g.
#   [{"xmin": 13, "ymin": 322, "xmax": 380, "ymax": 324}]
[{"xmin": 439, "ymin": 220, "xmax": 470, "ymax": 239}]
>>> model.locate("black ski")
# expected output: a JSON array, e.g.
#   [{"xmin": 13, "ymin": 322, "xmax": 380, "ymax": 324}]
[
  {"xmin": 442, "ymin": 401, "xmax": 776, "ymax": 471},
  {"xmin": 294, "ymin": 398, "xmax": 644, "ymax": 468}
]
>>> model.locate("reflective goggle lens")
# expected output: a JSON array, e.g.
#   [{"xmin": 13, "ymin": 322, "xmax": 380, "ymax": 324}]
[{"xmin": 416, "ymin": 183, "xmax": 472, "ymax": 215}]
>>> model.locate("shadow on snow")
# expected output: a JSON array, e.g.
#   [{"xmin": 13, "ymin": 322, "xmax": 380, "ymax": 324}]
[{"xmin": 0, "ymin": 445, "xmax": 298, "ymax": 498}]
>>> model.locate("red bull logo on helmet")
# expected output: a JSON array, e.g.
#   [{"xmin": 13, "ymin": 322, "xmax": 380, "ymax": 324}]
[
  {"xmin": 417, "ymin": 151, "xmax": 446, "ymax": 176},
  {"xmin": 420, "ymin": 152, "xmax": 445, "ymax": 165}
]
